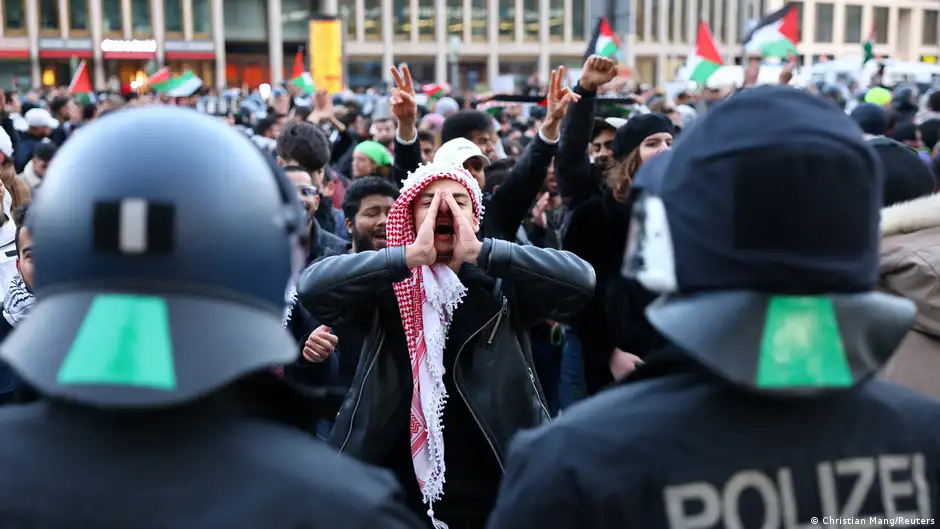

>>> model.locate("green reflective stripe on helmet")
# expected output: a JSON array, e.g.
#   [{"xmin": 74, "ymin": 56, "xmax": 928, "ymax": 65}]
[
  {"xmin": 756, "ymin": 296, "xmax": 853, "ymax": 388},
  {"xmin": 57, "ymin": 294, "xmax": 177, "ymax": 390}
]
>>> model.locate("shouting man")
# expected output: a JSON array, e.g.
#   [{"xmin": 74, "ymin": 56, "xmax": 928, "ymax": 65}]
[{"xmin": 299, "ymin": 163, "xmax": 595, "ymax": 528}]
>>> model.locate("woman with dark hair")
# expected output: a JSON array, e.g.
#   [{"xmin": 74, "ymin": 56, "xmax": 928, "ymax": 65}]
[{"xmin": 560, "ymin": 113, "xmax": 675, "ymax": 393}]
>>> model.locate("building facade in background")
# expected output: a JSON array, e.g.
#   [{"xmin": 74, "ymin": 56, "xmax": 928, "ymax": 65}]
[
  {"xmin": 0, "ymin": 0, "xmax": 224, "ymax": 90},
  {"xmin": 227, "ymin": 0, "xmax": 593, "ymax": 90},
  {"xmin": 0, "ymin": 0, "xmax": 936, "ymax": 89},
  {"xmin": 618, "ymin": 0, "xmax": 940, "ymax": 85}
]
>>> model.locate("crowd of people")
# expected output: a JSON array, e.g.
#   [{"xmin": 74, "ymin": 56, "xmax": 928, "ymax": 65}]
[{"xmin": 0, "ymin": 52, "xmax": 939, "ymax": 528}]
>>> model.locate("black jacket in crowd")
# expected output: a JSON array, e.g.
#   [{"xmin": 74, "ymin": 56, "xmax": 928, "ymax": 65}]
[
  {"xmin": 488, "ymin": 347, "xmax": 940, "ymax": 528},
  {"xmin": 13, "ymin": 132, "xmax": 45, "ymax": 174},
  {"xmin": 0, "ymin": 377, "xmax": 425, "ymax": 528},
  {"xmin": 298, "ymin": 239, "xmax": 595, "ymax": 520},
  {"xmin": 554, "ymin": 84, "xmax": 666, "ymax": 395},
  {"xmin": 393, "ymin": 132, "xmax": 557, "ymax": 242}
]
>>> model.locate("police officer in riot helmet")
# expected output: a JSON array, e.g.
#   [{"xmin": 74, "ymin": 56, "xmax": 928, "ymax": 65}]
[
  {"xmin": 488, "ymin": 86, "xmax": 940, "ymax": 528},
  {"xmin": 819, "ymin": 83, "xmax": 846, "ymax": 110},
  {"xmin": 0, "ymin": 107, "xmax": 423, "ymax": 528},
  {"xmin": 892, "ymin": 84, "xmax": 919, "ymax": 123}
]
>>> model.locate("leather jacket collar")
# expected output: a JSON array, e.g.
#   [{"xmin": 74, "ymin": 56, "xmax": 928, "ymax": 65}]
[{"xmin": 328, "ymin": 263, "xmax": 550, "ymax": 469}]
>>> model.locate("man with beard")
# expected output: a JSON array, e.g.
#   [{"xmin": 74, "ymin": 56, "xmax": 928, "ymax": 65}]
[
  {"xmin": 372, "ymin": 117, "xmax": 396, "ymax": 150},
  {"xmin": 342, "ymin": 176, "xmax": 399, "ymax": 253},
  {"xmin": 0, "ymin": 204, "xmax": 34, "ymax": 404},
  {"xmin": 318, "ymin": 176, "xmax": 401, "ymax": 397},
  {"xmin": 299, "ymin": 162, "xmax": 595, "ymax": 528}
]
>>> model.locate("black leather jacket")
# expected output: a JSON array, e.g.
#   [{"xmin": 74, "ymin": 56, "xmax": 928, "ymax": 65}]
[{"xmin": 297, "ymin": 238, "xmax": 596, "ymax": 468}]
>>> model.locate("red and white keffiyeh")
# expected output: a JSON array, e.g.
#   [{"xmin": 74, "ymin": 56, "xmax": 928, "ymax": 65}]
[{"xmin": 387, "ymin": 163, "xmax": 484, "ymax": 527}]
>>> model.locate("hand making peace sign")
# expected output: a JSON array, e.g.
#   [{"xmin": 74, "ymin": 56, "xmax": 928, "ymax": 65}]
[
  {"xmin": 390, "ymin": 65, "xmax": 418, "ymax": 124},
  {"xmin": 545, "ymin": 66, "xmax": 581, "ymax": 123}
]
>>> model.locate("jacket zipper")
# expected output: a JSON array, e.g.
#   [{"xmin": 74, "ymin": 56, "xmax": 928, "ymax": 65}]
[
  {"xmin": 485, "ymin": 296, "xmax": 508, "ymax": 346},
  {"xmin": 455, "ymin": 310, "xmax": 506, "ymax": 471},
  {"xmin": 528, "ymin": 367, "xmax": 552, "ymax": 418},
  {"xmin": 339, "ymin": 330, "xmax": 385, "ymax": 453}
]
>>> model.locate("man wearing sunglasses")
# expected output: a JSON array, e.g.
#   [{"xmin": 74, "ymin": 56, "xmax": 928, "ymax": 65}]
[{"xmin": 283, "ymin": 164, "xmax": 320, "ymax": 219}]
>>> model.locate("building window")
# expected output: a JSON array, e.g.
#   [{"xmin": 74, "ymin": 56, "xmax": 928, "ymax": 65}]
[
  {"xmin": 814, "ymin": 3, "xmax": 833, "ymax": 43},
  {"xmin": 523, "ymin": 0, "xmax": 537, "ymax": 40},
  {"xmin": 447, "ymin": 0, "xmax": 462, "ymax": 37},
  {"xmin": 2, "ymin": 0, "xmax": 26, "ymax": 33},
  {"xmin": 131, "ymin": 0, "xmax": 151, "ymax": 36},
  {"xmin": 340, "ymin": 2, "xmax": 356, "ymax": 39},
  {"xmin": 39, "ymin": 0, "xmax": 59, "ymax": 33},
  {"xmin": 363, "ymin": 0, "xmax": 381, "ymax": 40},
  {"xmin": 572, "ymin": 0, "xmax": 585, "ymax": 39},
  {"xmin": 101, "ymin": 0, "xmax": 122, "ymax": 35},
  {"xmin": 636, "ymin": 0, "xmax": 645, "ymax": 41},
  {"xmin": 843, "ymin": 4, "xmax": 861, "ymax": 43},
  {"xmin": 164, "ymin": 0, "xmax": 182, "ymax": 34},
  {"xmin": 498, "ymin": 0, "xmax": 513, "ymax": 41},
  {"xmin": 393, "ymin": 0, "xmax": 408, "ymax": 39},
  {"xmin": 418, "ymin": 0, "xmax": 434, "ymax": 39},
  {"xmin": 923, "ymin": 10, "xmax": 938, "ymax": 46},
  {"xmin": 873, "ymin": 7, "xmax": 888, "ymax": 44},
  {"xmin": 68, "ymin": 0, "xmax": 89, "ymax": 32},
  {"xmin": 549, "ymin": 0, "xmax": 562, "ymax": 40},
  {"xmin": 282, "ymin": 0, "xmax": 310, "ymax": 40},
  {"xmin": 786, "ymin": 1, "xmax": 802, "ymax": 42},
  {"xmin": 471, "ymin": 0, "xmax": 485, "ymax": 40},
  {"xmin": 193, "ymin": 0, "xmax": 210, "ymax": 35}
]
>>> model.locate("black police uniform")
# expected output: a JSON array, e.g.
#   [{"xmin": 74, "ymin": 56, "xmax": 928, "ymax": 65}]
[
  {"xmin": 487, "ymin": 87, "xmax": 940, "ymax": 529},
  {"xmin": 0, "ymin": 107, "xmax": 424, "ymax": 529}
]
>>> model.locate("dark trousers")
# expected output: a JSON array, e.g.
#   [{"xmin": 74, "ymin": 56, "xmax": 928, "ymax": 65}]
[{"xmin": 530, "ymin": 339, "xmax": 561, "ymax": 416}]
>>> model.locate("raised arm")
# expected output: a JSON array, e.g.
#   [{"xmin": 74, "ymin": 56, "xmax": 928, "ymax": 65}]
[
  {"xmin": 554, "ymin": 56, "xmax": 619, "ymax": 208},
  {"xmin": 389, "ymin": 64, "xmax": 422, "ymax": 187},
  {"xmin": 486, "ymin": 66, "xmax": 578, "ymax": 241}
]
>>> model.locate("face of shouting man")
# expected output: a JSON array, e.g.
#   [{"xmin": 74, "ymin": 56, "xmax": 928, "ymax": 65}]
[{"xmin": 411, "ymin": 179, "xmax": 478, "ymax": 263}]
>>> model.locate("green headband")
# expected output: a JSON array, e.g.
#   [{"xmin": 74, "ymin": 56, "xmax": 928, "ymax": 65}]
[{"xmin": 354, "ymin": 140, "xmax": 393, "ymax": 167}]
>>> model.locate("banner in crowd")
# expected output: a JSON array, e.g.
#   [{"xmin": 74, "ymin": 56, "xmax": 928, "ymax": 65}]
[{"xmin": 307, "ymin": 16, "xmax": 344, "ymax": 94}]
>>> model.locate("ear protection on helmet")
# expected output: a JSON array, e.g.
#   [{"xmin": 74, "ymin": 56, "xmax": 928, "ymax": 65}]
[{"xmin": 622, "ymin": 190, "xmax": 678, "ymax": 294}]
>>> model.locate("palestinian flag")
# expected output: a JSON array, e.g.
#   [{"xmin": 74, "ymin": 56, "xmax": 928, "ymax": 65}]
[
  {"xmin": 163, "ymin": 71, "xmax": 203, "ymax": 97},
  {"xmin": 146, "ymin": 67, "xmax": 171, "ymax": 92},
  {"xmin": 686, "ymin": 21, "xmax": 723, "ymax": 84},
  {"xmin": 585, "ymin": 17, "xmax": 620, "ymax": 61},
  {"xmin": 67, "ymin": 60, "xmax": 94, "ymax": 104},
  {"xmin": 289, "ymin": 48, "xmax": 315, "ymax": 94},
  {"xmin": 422, "ymin": 83, "xmax": 445, "ymax": 101},
  {"xmin": 743, "ymin": 4, "xmax": 800, "ymax": 60},
  {"xmin": 862, "ymin": 25, "xmax": 875, "ymax": 66}
]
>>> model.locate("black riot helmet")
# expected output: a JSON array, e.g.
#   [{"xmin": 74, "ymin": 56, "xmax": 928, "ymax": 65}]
[
  {"xmin": 892, "ymin": 84, "xmax": 918, "ymax": 111},
  {"xmin": 820, "ymin": 84, "xmax": 846, "ymax": 109},
  {"xmin": 1, "ymin": 106, "xmax": 307, "ymax": 409}
]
